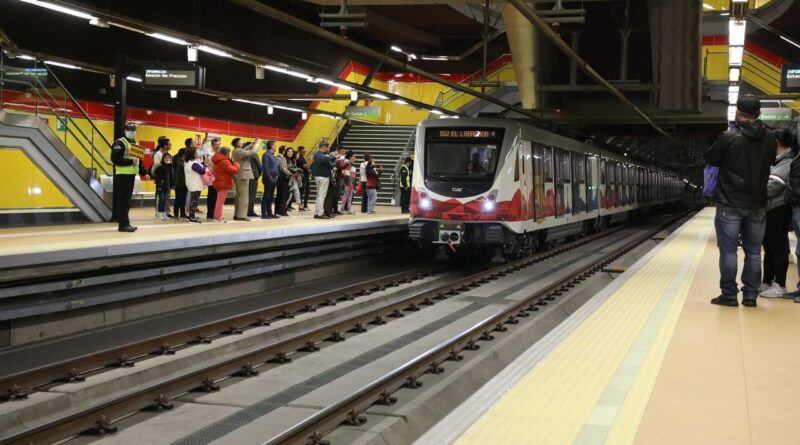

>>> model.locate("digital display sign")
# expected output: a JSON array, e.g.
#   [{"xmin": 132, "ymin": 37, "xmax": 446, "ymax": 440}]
[
  {"xmin": 142, "ymin": 64, "xmax": 205, "ymax": 90},
  {"xmin": 781, "ymin": 63, "xmax": 800, "ymax": 94},
  {"xmin": 431, "ymin": 129, "xmax": 501, "ymax": 139}
]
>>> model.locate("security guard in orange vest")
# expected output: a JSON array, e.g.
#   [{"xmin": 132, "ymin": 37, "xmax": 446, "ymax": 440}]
[{"xmin": 111, "ymin": 122, "xmax": 140, "ymax": 232}]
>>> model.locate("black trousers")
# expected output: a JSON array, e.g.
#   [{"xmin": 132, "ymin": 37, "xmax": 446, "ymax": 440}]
[
  {"xmin": 174, "ymin": 186, "xmax": 187, "ymax": 218},
  {"xmin": 275, "ymin": 175, "xmax": 289, "ymax": 215},
  {"xmin": 360, "ymin": 181, "xmax": 368, "ymax": 213},
  {"xmin": 324, "ymin": 179, "xmax": 336, "ymax": 216},
  {"xmin": 763, "ymin": 204, "xmax": 792, "ymax": 287},
  {"xmin": 333, "ymin": 177, "xmax": 345, "ymax": 213},
  {"xmin": 206, "ymin": 186, "xmax": 217, "ymax": 219},
  {"xmin": 261, "ymin": 176, "xmax": 277, "ymax": 217},
  {"xmin": 112, "ymin": 174, "xmax": 135, "ymax": 228},
  {"xmin": 248, "ymin": 177, "xmax": 259, "ymax": 215},
  {"xmin": 301, "ymin": 173, "xmax": 310, "ymax": 208},
  {"xmin": 400, "ymin": 188, "xmax": 411, "ymax": 212}
]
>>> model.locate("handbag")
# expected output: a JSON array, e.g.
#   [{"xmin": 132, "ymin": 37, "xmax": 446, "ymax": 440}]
[
  {"xmin": 201, "ymin": 166, "xmax": 215, "ymax": 186},
  {"xmin": 703, "ymin": 164, "xmax": 718, "ymax": 197}
]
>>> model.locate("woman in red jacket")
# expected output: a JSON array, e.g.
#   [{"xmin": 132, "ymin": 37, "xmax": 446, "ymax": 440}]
[{"xmin": 211, "ymin": 146, "xmax": 240, "ymax": 222}]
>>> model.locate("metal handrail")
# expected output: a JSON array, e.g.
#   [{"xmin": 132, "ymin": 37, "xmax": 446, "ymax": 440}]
[
  {"xmin": 0, "ymin": 70, "xmax": 111, "ymax": 176},
  {"xmin": 0, "ymin": 54, "xmax": 112, "ymax": 175},
  {"xmin": 439, "ymin": 54, "xmax": 512, "ymax": 106},
  {"xmin": 29, "ymin": 70, "xmax": 112, "ymax": 175}
]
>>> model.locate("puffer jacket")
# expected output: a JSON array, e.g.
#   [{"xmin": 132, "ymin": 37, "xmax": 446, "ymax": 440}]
[
  {"xmin": 211, "ymin": 152, "xmax": 240, "ymax": 190},
  {"xmin": 184, "ymin": 159, "xmax": 206, "ymax": 192},
  {"xmin": 766, "ymin": 148, "xmax": 795, "ymax": 211},
  {"xmin": 705, "ymin": 120, "xmax": 775, "ymax": 209}
]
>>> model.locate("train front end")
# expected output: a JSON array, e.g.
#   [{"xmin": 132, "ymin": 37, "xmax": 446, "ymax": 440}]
[{"xmin": 409, "ymin": 119, "xmax": 523, "ymax": 256}]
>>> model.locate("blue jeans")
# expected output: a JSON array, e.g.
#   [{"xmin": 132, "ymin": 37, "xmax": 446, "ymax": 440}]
[
  {"xmin": 156, "ymin": 188, "xmax": 168, "ymax": 213},
  {"xmin": 791, "ymin": 206, "xmax": 800, "ymax": 290},
  {"xmin": 715, "ymin": 204, "xmax": 766, "ymax": 299}
]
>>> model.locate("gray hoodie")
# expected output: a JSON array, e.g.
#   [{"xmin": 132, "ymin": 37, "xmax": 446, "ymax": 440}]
[{"xmin": 766, "ymin": 148, "xmax": 796, "ymax": 211}]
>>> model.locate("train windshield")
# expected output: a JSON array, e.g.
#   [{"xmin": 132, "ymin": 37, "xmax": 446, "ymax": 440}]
[
  {"xmin": 424, "ymin": 128, "xmax": 505, "ymax": 192},
  {"xmin": 425, "ymin": 141, "xmax": 500, "ymax": 182}
]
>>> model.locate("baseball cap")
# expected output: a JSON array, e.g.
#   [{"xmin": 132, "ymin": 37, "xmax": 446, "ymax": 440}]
[{"xmin": 736, "ymin": 94, "xmax": 760, "ymax": 116}]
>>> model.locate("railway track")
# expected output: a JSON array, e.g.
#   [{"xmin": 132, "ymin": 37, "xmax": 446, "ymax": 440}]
[
  {"xmin": 1, "ymin": 218, "xmax": 646, "ymax": 445},
  {"xmin": 265, "ymin": 211, "xmax": 691, "ymax": 445}
]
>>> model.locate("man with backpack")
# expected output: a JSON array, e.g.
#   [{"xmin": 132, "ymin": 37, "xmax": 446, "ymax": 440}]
[{"xmin": 705, "ymin": 94, "xmax": 775, "ymax": 308}]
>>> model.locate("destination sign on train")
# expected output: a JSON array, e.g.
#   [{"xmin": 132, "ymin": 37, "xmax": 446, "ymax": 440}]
[{"xmin": 435, "ymin": 129, "xmax": 499, "ymax": 139}]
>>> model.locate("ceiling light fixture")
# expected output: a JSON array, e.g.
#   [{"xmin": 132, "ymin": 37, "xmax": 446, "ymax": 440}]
[
  {"xmin": 170, "ymin": 90, "xmax": 178, "ymax": 99},
  {"xmin": 255, "ymin": 66, "xmax": 265, "ymax": 80},
  {"xmin": 267, "ymin": 106, "xmax": 274, "ymax": 115},
  {"xmin": 18, "ymin": 0, "xmax": 97, "ymax": 21},
  {"xmin": 147, "ymin": 32, "xmax": 188, "ymax": 46},
  {"xmin": 393, "ymin": 99, "xmax": 408, "ymax": 105},
  {"xmin": 371, "ymin": 93, "xmax": 389, "ymax": 100},
  {"xmin": 17, "ymin": 54, "xmax": 36, "ymax": 61},
  {"xmin": 126, "ymin": 75, "xmax": 142, "ymax": 82},
  {"xmin": 780, "ymin": 35, "xmax": 800, "ymax": 49},
  {"xmin": 44, "ymin": 60, "xmax": 81, "ymax": 70},
  {"xmin": 350, "ymin": 90, "xmax": 358, "ymax": 101},
  {"xmin": 390, "ymin": 45, "xmax": 403, "ymax": 53},
  {"xmin": 187, "ymin": 46, "xmax": 198, "ymax": 62},
  {"xmin": 197, "ymin": 45, "xmax": 232, "ymax": 58},
  {"xmin": 430, "ymin": 110, "xmax": 444, "ymax": 115},
  {"xmin": 301, "ymin": 112, "xmax": 308, "ymax": 120}
]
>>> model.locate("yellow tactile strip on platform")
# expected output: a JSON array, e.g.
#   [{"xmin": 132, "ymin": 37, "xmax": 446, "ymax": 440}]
[{"xmin": 454, "ymin": 209, "xmax": 714, "ymax": 445}]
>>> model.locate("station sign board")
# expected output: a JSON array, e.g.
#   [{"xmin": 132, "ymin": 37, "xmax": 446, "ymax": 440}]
[
  {"xmin": 345, "ymin": 105, "xmax": 381, "ymax": 118},
  {"xmin": 760, "ymin": 107, "xmax": 793, "ymax": 121},
  {"xmin": 780, "ymin": 63, "xmax": 800, "ymax": 93},
  {"xmin": 142, "ymin": 63, "xmax": 205, "ymax": 90}
]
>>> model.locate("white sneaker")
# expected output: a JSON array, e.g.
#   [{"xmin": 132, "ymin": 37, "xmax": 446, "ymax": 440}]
[
  {"xmin": 758, "ymin": 282, "xmax": 771, "ymax": 293},
  {"xmin": 760, "ymin": 283, "xmax": 787, "ymax": 298}
]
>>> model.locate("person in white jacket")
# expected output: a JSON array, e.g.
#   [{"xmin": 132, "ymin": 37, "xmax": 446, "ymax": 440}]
[{"xmin": 183, "ymin": 145, "xmax": 207, "ymax": 223}]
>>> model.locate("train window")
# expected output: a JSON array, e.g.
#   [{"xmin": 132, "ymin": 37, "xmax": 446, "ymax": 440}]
[
  {"xmin": 543, "ymin": 146, "xmax": 553, "ymax": 182},
  {"xmin": 425, "ymin": 139, "xmax": 501, "ymax": 183},
  {"xmin": 514, "ymin": 146, "xmax": 520, "ymax": 182}
]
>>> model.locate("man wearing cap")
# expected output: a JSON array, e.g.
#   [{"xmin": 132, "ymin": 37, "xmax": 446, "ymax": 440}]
[
  {"xmin": 111, "ymin": 123, "xmax": 140, "ymax": 232},
  {"xmin": 151, "ymin": 136, "xmax": 172, "ymax": 217},
  {"xmin": 705, "ymin": 94, "xmax": 776, "ymax": 308}
]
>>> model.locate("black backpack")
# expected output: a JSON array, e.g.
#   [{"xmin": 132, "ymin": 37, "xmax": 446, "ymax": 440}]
[{"xmin": 784, "ymin": 154, "xmax": 800, "ymax": 206}]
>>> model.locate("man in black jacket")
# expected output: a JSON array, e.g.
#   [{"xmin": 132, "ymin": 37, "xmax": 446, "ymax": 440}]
[
  {"xmin": 110, "ymin": 122, "xmax": 141, "ymax": 232},
  {"xmin": 705, "ymin": 94, "xmax": 775, "ymax": 307}
]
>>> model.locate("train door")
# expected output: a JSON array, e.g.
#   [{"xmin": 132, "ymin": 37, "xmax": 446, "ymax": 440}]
[
  {"xmin": 553, "ymin": 148, "xmax": 565, "ymax": 217},
  {"xmin": 518, "ymin": 140, "xmax": 532, "ymax": 219},
  {"xmin": 607, "ymin": 160, "xmax": 616, "ymax": 208},
  {"xmin": 543, "ymin": 146, "xmax": 555, "ymax": 217},
  {"xmin": 615, "ymin": 162, "xmax": 622, "ymax": 208},
  {"xmin": 622, "ymin": 165, "xmax": 629, "ymax": 206},
  {"xmin": 599, "ymin": 158, "xmax": 607, "ymax": 209},
  {"xmin": 532, "ymin": 143, "xmax": 545, "ymax": 219},
  {"xmin": 587, "ymin": 155, "xmax": 597, "ymax": 211},
  {"xmin": 572, "ymin": 152, "xmax": 586, "ymax": 213}
]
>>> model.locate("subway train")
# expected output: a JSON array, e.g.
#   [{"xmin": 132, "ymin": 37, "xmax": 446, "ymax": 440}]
[{"xmin": 408, "ymin": 118, "xmax": 684, "ymax": 259}]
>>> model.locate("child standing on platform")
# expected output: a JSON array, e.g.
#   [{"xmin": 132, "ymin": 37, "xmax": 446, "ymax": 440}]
[{"xmin": 153, "ymin": 153, "xmax": 173, "ymax": 220}]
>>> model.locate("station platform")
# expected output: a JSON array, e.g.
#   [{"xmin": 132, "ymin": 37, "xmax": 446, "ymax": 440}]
[
  {"xmin": 419, "ymin": 207, "xmax": 800, "ymax": 445},
  {"xmin": 0, "ymin": 205, "xmax": 407, "ymax": 282}
]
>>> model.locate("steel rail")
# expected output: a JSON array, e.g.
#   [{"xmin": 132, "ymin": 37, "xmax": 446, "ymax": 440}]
[
  {"xmin": 507, "ymin": 0, "xmax": 680, "ymax": 146},
  {"xmin": 263, "ymin": 212, "xmax": 691, "ymax": 445},
  {"xmin": 2, "ymin": 223, "xmax": 628, "ymax": 445},
  {"xmin": 0, "ymin": 262, "xmax": 443, "ymax": 404}
]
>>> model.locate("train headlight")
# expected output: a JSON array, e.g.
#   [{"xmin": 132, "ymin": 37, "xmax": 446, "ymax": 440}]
[
  {"xmin": 419, "ymin": 191, "xmax": 432, "ymax": 210},
  {"xmin": 482, "ymin": 190, "xmax": 497, "ymax": 212}
]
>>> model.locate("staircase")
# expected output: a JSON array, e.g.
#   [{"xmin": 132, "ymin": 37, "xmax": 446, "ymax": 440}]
[
  {"xmin": 0, "ymin": 54, "xmax": 113, "ymax": 222},
  {"xmin": 308, "ymin": 121, "xmax": 416, "ymax": 208}
]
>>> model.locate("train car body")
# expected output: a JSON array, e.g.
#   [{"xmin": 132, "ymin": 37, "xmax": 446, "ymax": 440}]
[{"xmin": 409, "ymin": 118, "xmax": 683, "ymax": 258}]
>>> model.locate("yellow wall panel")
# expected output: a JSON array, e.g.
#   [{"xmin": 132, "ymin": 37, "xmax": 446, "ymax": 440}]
[{"xmin": 0, "ymin": 149, "xmax": 74, "ymax": 209}]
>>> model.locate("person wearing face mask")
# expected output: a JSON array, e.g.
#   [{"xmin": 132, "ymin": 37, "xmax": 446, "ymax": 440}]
[{"xmin": 111, "ymin": 122, "xmax": 141, "ymax": 232}]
